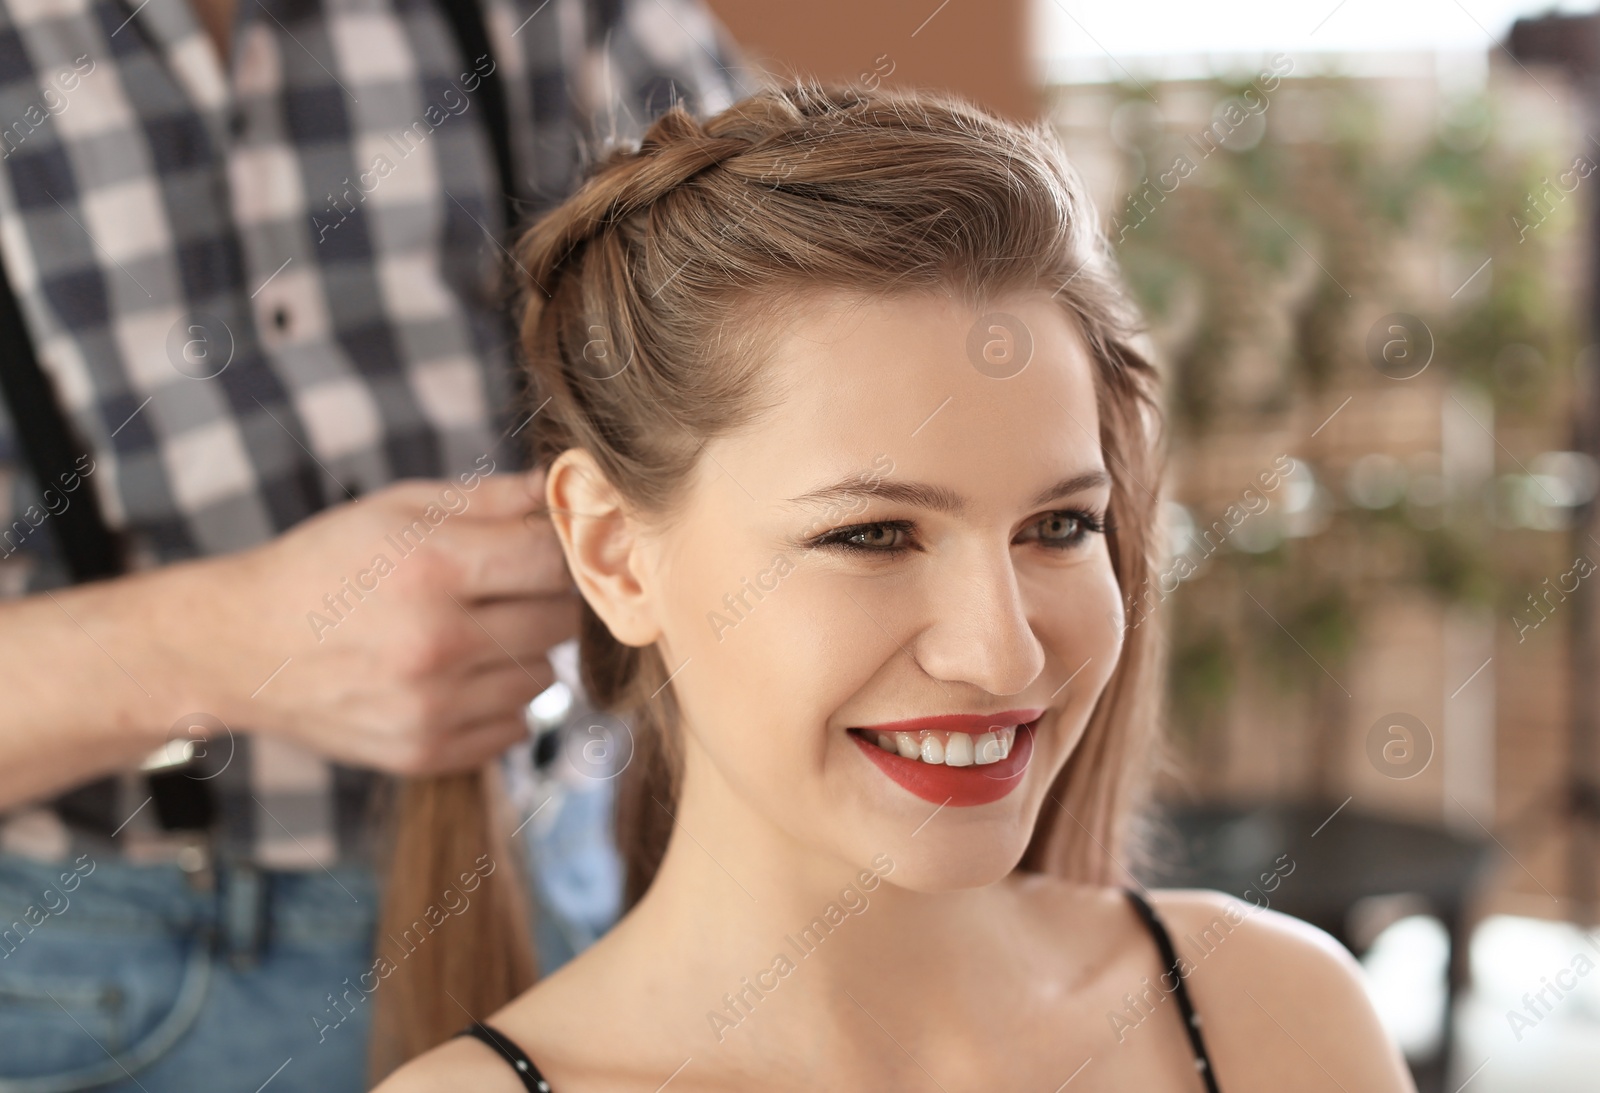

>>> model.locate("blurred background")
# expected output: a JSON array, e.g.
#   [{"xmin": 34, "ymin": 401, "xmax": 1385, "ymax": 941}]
[{"xmin": 696, "ymin": 1, "xmax": 1600, "ymax": 1090}]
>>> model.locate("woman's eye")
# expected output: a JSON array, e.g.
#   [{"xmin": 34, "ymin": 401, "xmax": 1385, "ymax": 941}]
[
  {"xmin": 826, "ymin": 522, "xmax": 911, "ymax": 553},
  {"xmin": 814, "ymin": 510, "xmax": 1107, "ymax": 556},
  {"xmin": 1026, "ymin": 510, "xmax": 1105, "ymax": 547}
]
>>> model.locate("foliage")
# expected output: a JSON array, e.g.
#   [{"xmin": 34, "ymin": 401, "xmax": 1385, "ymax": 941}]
[{"xmin": 1088, "ymin": 72, "xmax": 1582, "ymax": 778}]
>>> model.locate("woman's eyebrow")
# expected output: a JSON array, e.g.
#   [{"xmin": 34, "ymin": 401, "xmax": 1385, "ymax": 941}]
[{"xmin": 785, "ymin": 469, "xmax": 1111, "ymax": 516}]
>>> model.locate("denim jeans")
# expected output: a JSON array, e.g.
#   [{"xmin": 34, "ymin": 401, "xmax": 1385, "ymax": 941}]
[
  {"xmin": 0, "ymin": 771, "xmax": 622, "ymax": 1092},
  {"xmin": 0, "ymin": 852, "xmax": 381, "ymax": 1093}
]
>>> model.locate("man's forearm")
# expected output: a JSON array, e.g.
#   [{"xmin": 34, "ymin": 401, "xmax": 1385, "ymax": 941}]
[
  {"xmin": 0, "ymin": 559, "xmax": 225, "ymax": 810},
  {"xmin": 0, "ymin": 474, "xmax": 584, "ymax": 806}
]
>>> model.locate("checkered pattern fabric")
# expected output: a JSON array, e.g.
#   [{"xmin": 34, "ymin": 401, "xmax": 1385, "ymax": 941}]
[{"xmin": 0, "ymin": 0, "xmax": 752, "ymax": 866}]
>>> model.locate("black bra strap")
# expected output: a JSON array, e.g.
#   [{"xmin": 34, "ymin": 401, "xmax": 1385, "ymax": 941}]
[
  {"xmin": 1123, "ymin": 887, "xmax": 1223, "ymax": 1093},
  {"xmin": 455, "ymin": 1021, "xmax": 552, "ymax": 1092},
  {"xmin": 454, "ymin": 897, "xmax": 1213, "ymax": 1093}
]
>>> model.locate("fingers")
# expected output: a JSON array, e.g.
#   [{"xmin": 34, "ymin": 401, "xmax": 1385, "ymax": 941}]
[
  {"xmin": 394, "ymin": 660, "xmax": 559, "ymax": 775},
  {"xmin": 378, "ymin": 468, "xmax": 548, "ymax": 521},
  {"xmin": 429, "ymin": 715, "xmax": 535, "ymax": 773},
  {"xmin": 426, "ymin": 513, "xmax": 572, "ymax": 600},
  {"xmin": 442, "ymin": 593, "xmax": 582, "ymax": 674},
  {"xmin": 440, "ymin": 660, "xmax": 558, "ymax": 728},
  {"xmin": 453, "ymin": 468, "xmax": 549, "ymax": 519}
]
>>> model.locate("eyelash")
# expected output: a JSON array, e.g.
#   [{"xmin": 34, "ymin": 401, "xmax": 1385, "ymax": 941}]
[{"xmin": 811, "ymin": 509, "xmax": 1111, "ymax": 556}]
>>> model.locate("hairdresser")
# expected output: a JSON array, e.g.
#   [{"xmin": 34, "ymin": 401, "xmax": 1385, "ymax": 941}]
[{"xmin": 0, "ymin": 0, "xmax": 747, "ymax": 1089}]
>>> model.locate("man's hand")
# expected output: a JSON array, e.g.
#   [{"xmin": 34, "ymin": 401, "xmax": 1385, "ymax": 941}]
[{"xmin": 186, "ymin": 468, "xmax": 581, "ymax": 775}]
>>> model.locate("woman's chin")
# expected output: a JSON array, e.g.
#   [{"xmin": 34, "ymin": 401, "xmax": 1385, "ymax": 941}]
[{"xmin": 862, "ymin": 835, "xmax": 1032, "ymax": 892}]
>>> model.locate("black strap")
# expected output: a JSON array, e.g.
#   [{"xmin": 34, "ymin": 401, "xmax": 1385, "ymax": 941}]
[
  {"xmin": 0, "ymin": 234, "xmax": 143, "ymax": 834},
  {"xmin": 433, "ymin": 0, "xmax": 518, "ymax": 240},
  {"xmin": 456, "ymin": 1022, "xmax": 552, "ymax": 1092},
  {"xmin": 0, "ymin": 247, "xmax": 125, "ymax": 582},
  {"xmin": 1123, "ymin": 887, "xmax": 1223, "ymax": 1093},
  {"xmin": 432, "ymin": 0, "xmax": 541, "ymax": 444},
  {"xmin": 583, "ymin": 0, "xmax": 624, "ymax": 46},
  {"xmin": 0, "ymin": 217, "xmax": 218, "ymax": 832}
]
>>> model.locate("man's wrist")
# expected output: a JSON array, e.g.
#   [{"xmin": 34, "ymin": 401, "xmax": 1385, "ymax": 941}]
[{"xmin": 93, "ymin": 552, "xmax": 257, "ymax": 749}]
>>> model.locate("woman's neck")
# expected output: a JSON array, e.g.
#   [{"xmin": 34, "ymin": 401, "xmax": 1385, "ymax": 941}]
[{"xmin": 592, "ymin": 761, "xmax": 1033, "ymax": 1066}]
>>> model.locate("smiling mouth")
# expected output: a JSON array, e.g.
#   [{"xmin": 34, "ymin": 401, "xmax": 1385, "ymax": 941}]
[
  {"xmin": 848, "ymin": 725, "xmax": 1019, "ymax": 767},
  {"xmin": 847, "ymin": 716, "xmax": 1042, "ymax": 807}
]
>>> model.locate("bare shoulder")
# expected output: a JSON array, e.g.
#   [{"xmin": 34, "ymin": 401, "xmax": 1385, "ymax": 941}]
[
  {"xmin": 1146, "ymin": 887, "xmax": 1360, "ymax": 978},
  {"xmin": 371, "ymin": 966, "xmax": 617, "ymax": 1093},
  {"xmin": 1145, "ymin": 888, "xmax": 1417, "ymax": 1093},
  {"xmin": 370, "ymin": 1032, "xmax": 533, "ymax": 1093},
  {"xmin": 372, "ymin": 937, "xmax": 657, "ymax": 1093}
]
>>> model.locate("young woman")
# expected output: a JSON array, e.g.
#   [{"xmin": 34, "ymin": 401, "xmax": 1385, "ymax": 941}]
[{"xmin": 372, "ymin": 82, "xmax": 1415, "ymax": 1093}]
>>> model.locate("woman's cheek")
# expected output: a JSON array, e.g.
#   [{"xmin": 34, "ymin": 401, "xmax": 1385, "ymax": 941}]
[
  {"xmin": 1035, "ymin": 553, "xmax": 1126, "ymax": 682},
  {"xmin": 681, "ymin": 564, "xmax": 840, "ymax": 763}
]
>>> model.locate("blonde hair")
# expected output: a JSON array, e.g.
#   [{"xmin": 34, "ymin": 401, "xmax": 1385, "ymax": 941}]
[{"xmin": 369, "ymin": 79, "xmax": 1168, "ymax": 1083}]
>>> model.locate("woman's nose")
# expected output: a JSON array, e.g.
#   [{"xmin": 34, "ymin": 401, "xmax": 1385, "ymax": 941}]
[{"xmin": 908, "ymin": 545, "xmax": 1046, "ymax": 697}]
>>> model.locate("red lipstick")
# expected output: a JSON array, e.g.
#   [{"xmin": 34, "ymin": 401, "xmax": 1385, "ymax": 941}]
[{"xmin": 849, "ymin": 708, "xmax": 1043, "ymax": 807}]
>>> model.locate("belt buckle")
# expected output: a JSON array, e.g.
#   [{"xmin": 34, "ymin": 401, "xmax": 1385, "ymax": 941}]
[
  {"xmin": 177, "ymin": 833, "xmax": 215, "ymax": 892},
  {"xmin": 122, "ymin": 826, "xmax": 215, "ymax": 891}
]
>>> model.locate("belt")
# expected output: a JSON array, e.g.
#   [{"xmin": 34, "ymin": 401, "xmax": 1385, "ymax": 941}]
[{"xmin": 48, "ymin": 733, "xmax": 215, "ymax": 833}]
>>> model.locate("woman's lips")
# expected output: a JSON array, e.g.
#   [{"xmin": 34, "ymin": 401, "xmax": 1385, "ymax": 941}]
[{"xmin": 849, "ymin": 717, "xmax": 1038, "ymax": 807}]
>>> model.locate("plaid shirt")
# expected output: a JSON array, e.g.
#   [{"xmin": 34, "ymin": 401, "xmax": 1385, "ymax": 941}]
[{"xmin": 0, "ymin": 0, "xmax": 750, "ymax": 868}]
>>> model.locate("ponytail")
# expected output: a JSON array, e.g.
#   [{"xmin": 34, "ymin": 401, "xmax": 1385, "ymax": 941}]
[{"xmin": 365, "ymin": 768, "xmax": 537, "ymax": 1083}]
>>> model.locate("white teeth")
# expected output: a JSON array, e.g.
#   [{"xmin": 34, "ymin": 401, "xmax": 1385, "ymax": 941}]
[
  {"xmin": 974, "ymin": 732, "xmax": 1001, "ymax": 764},
  {"xmin": 944, "ymin": 732, "xmax": 974, "ymax": 766},
  {"xmin": 866, "ymin": 724, "xmax": 1025, "ymax": 767}
]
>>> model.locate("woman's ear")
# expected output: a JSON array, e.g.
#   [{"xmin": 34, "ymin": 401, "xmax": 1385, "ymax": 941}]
[{"xmin": 544, "ymin": 449, "xmax": 660, "ymax": 647}]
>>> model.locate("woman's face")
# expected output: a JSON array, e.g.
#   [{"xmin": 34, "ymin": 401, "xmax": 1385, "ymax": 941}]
[{"xmin": 620, "ymin": 288, "xmax": 1126, "ymax": 889}]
